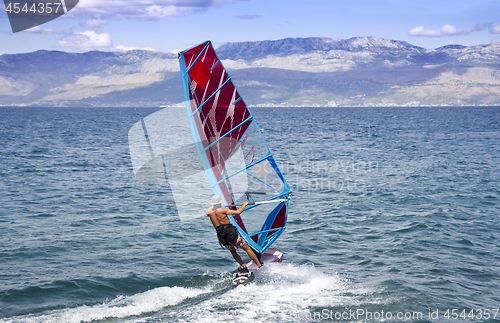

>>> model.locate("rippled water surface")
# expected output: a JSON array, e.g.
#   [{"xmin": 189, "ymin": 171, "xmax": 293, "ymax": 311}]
[{"xmin": 0, "ymin": 106, "xmax": 499, "ymax": 322}]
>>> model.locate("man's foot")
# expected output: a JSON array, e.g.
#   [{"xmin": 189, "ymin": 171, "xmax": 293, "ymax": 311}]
[
  {"xmin": 238, "ymin": 266, "xmax": 249, "ymax": 273},
  {"xmin": 233, "ymin": 271, "xmax": 254, "ymax": 283},
  {"xmin": 237, "ymin": 271, "xmax": 252, "ymax": 278}
]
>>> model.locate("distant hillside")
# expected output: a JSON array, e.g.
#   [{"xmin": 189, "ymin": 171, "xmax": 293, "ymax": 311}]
[
  {"xmin": 1, "ymin": 37, "xmax": 500, "ymax": 107},
  {"xmin": 0, "ymin": 50, "xmax": 181, "ymax": 107},
  {"xmin": 216, "ymin": 37, "xmax": 425, "ymax": 60}
]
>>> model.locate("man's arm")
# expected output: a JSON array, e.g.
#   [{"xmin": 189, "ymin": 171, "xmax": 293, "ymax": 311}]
[{"xmin": 226, "ymin": 202, "xmax": 249, "ymax": 215}]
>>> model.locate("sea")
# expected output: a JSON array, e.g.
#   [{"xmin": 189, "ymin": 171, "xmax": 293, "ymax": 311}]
[{"xmin": 0, "ymin": 106, "xmax": 499, "ymax": 323}]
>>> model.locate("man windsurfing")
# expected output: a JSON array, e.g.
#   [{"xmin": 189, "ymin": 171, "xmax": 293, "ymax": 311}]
[{"xmin": 205, "ymin": 195, "xmax": 262, "ymax": 274}]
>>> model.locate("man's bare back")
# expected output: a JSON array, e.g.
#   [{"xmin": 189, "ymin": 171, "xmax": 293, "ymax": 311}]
[{"xmin": 205, "ymin": 202, "xmax": 248, "ymax": 228}]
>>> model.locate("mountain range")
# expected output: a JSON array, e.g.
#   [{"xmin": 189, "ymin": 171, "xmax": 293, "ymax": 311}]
[{"xmin": 1, "ymin": 37, "xmax": 500, "ymax": 107}]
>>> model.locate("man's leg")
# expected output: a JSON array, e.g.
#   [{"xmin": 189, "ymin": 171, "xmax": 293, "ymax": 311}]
[
  {"xmin": 229, "ymin": 248, "xmax": 245, "ymax": 267},
  {"xmin": 252, "ymin": 249, "xmax": 262, "ymax": 262},
  {"xmin": 241, "ymin": 244, "xmax": 262, "ymax": 267}
]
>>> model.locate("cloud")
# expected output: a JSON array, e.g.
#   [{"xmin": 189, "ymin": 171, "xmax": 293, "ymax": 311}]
[
  {"xmin": 74, "ymin": 0, "xmax": 224, "ymax": 19},
  {"xmin": 472, "ymin": 22, "xmax": 493, "ymax": 32},
  {"xmin": 81, "ymin": 19, "xmax": 108, "ymax": 28},
  {"xmin": 23, "ymin": 26, "xmax": 69, "ymax": 34},
  {"xmin": 491, "ymin": 23, "xmax": 500, "ymax": 34},
  {"xmin": 408, "ymin": 24, "xmax": 467, "ymax": 37},
  {"xmin": 471, "ymin": 22, "xmax": 500, "ymax": 34},
  {"xmin": 56, "ymin": 30, "xmax": 113, "ymax": 51},
  {"xmin": 54, "ymin": 30, "xmax": 159, "ymax": 52}
]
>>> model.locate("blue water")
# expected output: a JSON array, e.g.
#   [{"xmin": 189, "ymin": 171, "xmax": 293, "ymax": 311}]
[{"xmin": 0, "ymin": 106, "xmax": 499, "ymax": 322}]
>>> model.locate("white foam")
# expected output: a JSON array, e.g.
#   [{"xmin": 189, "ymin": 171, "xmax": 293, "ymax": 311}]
[
  {"xmin": 168, "ymin": 263, "xmax": 371, "ymax": 323},
  {"xmin": 1, "ymin": 286, "xmax": 211, "ymax": 323}
]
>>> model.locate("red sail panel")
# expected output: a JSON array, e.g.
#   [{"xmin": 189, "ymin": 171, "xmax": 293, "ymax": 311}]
[
  {"xmin": 198, "ymin": 84, "xmax": 250, "ymax": 151},
  {"xmin": 180, "ymin": 41, "xmax": 256, "ymax": 235},
  {"xmin": 181, "ymin": 42, "xmax": 251, "ymax": 151},
  {"xmin": 188, "ymin": 59, "xmax": 211, "ymax": 90},
  {"xmin": 200, "ymin": 62, "xmax": 227, "ymax": 104},
  {"xmin": 183, "ymin": 48, "xmax": 252, "ymax": 182},
  {"xmin": 184, "ymin": 44, "xmax": 221, "ymax": 109},
  {"xmin": 267, "ymin": 204, "xmax": 287, "ymax": 238},
  {"xmin": 182, "ymin": 43, "xmax": 206, "ymax": 67}
]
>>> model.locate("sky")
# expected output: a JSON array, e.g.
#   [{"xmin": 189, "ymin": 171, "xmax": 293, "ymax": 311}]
[{"xmin": 0, "ymin": 0, "xmax": 499, "ymax": 54}]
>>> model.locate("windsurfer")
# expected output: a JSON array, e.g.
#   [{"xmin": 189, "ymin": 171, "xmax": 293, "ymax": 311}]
[{"xmin": 205, "ymin": 195, "xmax": 262, "ymax": 272}]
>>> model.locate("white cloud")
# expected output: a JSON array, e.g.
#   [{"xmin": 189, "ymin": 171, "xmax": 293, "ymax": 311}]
[
  {"xmin": 23, "ymin": 26, "xmax": 69, "ymax": 34},
  {"xmin": 490, "ymin": 23, "xmax": 500, "ymax": 34},
  {"xmin": 73, "ymin": 0, "xmax": 224, "ymax": 19},
  {"xmin": 54, "ymin": 31, "xmax": 159, "ymax": 52},
  {"xmin": 408, "ymin": 24, "xmax": 466, "ymax": 37},
  {"xmin": 81, "ymin": 19, "xmax": 108, "ymax": 28},
  {"xmin": 56, "ymin": 30, "xmax": 113, "ymax": 51}
]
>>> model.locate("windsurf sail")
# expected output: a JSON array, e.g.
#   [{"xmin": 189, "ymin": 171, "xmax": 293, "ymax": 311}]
[{"xmin": 178, "ymin": 40, "xmax": 292, "ymax": 253}]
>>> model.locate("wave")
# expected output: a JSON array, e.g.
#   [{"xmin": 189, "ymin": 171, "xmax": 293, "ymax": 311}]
[
  {"xmin": 0, "ymin": 286, "xmax": 211, "ymax": 323},
  {"xmin": 1, "ymin": 263, "xmax": 373, "ymax": 323},
  {"xmin": 153, "ymin": 263, "xmax": 371, "ymax": 323}
]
